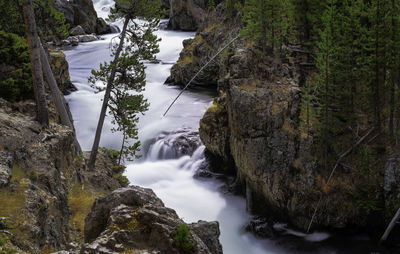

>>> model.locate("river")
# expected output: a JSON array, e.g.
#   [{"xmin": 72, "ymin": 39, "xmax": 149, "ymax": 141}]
[{"xmin": 64, "ymin": 1, "xmax": 393, "ymax": 254}]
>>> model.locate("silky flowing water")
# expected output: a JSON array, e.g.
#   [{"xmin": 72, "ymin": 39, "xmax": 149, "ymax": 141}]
[{"xmin": 64, "ymin": 1, "xmax": 392, "ymax": 253}]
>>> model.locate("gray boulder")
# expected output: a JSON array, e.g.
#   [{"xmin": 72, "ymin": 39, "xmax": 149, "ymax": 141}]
[{"xmin": 69, "ymin": 25, "xmax": 85, "ymax": 36}]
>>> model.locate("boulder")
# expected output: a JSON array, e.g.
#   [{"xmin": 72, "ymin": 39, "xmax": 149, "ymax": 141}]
[
  {"xmin": 69, "ymin": 25, "xmax": 86, "ymax": 36},
  {"xmin": 77, "ymin": 34, "xmax": 99, "ymax": 43},
  {"xmin": 96, "ymin": 18, "xmax": 111, "ymax": 35},
  {"xmin": 188, "ymin": 220, "xmax": 223, "ymax": 254},
  {"xmin": 82, "ymin": 186, "xmax": 223, "ymax": 254},
  {"xmin": 49, "ymin": 50, "xmax": 77, "ymax": 95}
]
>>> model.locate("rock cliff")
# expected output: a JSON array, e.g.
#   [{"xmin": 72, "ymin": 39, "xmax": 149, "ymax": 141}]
[
  {"xmin": 169, "ymin": 0, "xmax": 400, "ymax": 239},
  {"xmin": 168, "ymin": 0, "xmax": 223, "ymax": 31},
  {"xmin": 54, "ymin": 0, "xmax": 111, "ymax": 35}
]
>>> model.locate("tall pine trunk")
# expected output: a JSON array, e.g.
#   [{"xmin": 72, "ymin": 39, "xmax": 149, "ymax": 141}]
[
  {"xmin": 22, "ymin": 0, "xmax": 49, "ymax": 127},
  {"xmin": 39, "ymin": 41, "xmax": 82, "ymax": 154},
  {"xmin": 88, "ymin": 17, "xmax": 130, "ymax": 170}
]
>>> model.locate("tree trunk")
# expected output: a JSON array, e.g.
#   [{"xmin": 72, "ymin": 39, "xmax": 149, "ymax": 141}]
[
  {"xmin": 118, "ymin": 131, "xmax": 126, "ymax": 166},
  {"xmin": 22, "ymin": 0, "xmax": 49, "ymax": 127},
  {"xmin": 39, "ymin": 41, "xmax": 82, "ymax": 154},
  {"xmin": 88, "ymin": 17, "xmax": 130, "ymax": 170},
  {"xmin": 380, "ymin": 207, "xmax": 400, "ymax": 243}
]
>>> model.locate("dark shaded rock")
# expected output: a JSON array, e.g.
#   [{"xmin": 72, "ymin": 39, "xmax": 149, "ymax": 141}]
[
  {"xmin": 162, "ymin": 0, "xmax": 170, "ymax": 18},
  {"xmin": 96, "ymin": 18, "xmax": 111, "ymax": 35},
  {"xmin": 82, "ymin": 186, "xmax": 222, "ymax": 254},
  {"xmin": 54, "ymin": 0, "xmax": 99, "ymax": 34},
  {"xmin": 188, "ymin": 220, "xmax": 223, "ymax": 254},
  {"xmin": 110, "ymin": 25, "xmax": 120, "ymax": 34},
  {"xmin": 54, "ymin": 2, "xmax": 112, "ymax": 38},
  {"xmin": 168, "ymin": 0, "xmax": 205, "ymax": 31},
  {"xmin": 69, "ymin": 25, "xmax": 86, "ymax": 36},
  {"xmin": 245, "ymin": 217, "xmax": 275, "ymax": 238}
]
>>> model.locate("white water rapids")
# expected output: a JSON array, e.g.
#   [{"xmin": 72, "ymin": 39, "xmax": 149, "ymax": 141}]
[{"xmin": 63, "ymin": 1, "xmax": 390, "ymax": 254}]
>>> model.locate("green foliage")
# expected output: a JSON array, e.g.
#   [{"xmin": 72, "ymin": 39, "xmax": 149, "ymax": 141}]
[
  {"xmin": 174, "ymin": 224, "xmax": 193, "ymax": 254},
  {"xmin": 207, "ymin": 0, "xmax": 215, "ymax": 11},
  {"xmin": 0, "ymin": 0, "xmax": 25, "ymax": 35},
  {"xmin": 34, "ymin": 0, "xmax": 70, "ymax": 40},
  {"xmin": 300, "ymin": 78, "xmax": 316, "ymax": 138},
  {"xmin": 350, "ymin": 146, "xmax": 381, "ymax": 213},
  {"xmin": 90, "ymin": 0, "xmax": 161, "ymax": 164},
  {"xmin": 226, "ymin": 0, "xmax": 242, "ymax": 13},
  {"xmin": 0, "ymin": 31, "xmax": 33, "ymax": 101},
  {"xmin": 0, "ymin": 0, "xmax": 69, "ymax": 40},
  {"xmin": 240, "ymin": 0, "xmax": 293, "ymax": 54},
  {"xmin": 115, "ymin": 172, "xmax": 130, "ymax": 187}
]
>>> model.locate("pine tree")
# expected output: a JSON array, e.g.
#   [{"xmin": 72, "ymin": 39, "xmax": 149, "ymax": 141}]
[
  {"xmin": 240, "ymin": 0, "xmax": 292, "ymax": 54},
  {"xmin": 314, "ymin": 0, "xmax": 339, "ymax": 169},
  {"xmin": 88, "ymin": 0, "xmax": 161, "ymax": 169}
]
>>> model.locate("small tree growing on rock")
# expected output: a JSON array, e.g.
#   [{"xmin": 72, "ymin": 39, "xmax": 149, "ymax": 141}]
[{"xmin": 88, "ymin": 0, "xmax": 161, "ymax": 169}]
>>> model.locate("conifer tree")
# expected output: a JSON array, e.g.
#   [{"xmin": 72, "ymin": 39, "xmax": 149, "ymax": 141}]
[
  {"xmin": 88, "ymin": 0, "xmax": 161, "ymax": 169},
  {"xmin": 240, "ymin": 0, "xmax": 292, "ymax": 54},
  {"xmin": 314, "ymin": 0, "xmax": 338, "ymax": 169}
]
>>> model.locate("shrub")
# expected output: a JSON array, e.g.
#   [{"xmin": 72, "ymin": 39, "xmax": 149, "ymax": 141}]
[
  {"xmin": 0, "ymin": 31, "xmax": 33, "ymax": 101},
  {"xmin": 174, "ymin": 224, "xmax": 193, "ymax": 254}
]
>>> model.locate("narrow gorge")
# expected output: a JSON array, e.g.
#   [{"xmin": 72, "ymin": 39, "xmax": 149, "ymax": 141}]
[{"xmin": 0, "ymin": 0, "xmax": 399, "ymax": 253}]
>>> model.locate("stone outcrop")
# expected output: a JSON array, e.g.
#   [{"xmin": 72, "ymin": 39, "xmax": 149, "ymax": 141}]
[
  {"xmin": 49, "ymin": 50, "xmax": 77, "ymax": 95},
  {"xmin": 54, "ymin": 0, "xmax": 111, "ymax": 35},
  {"xmin": 166, "ymin": 3, "xmax": 241, "ymax": 87},
  {"xmin": 168, "ymin": 0, "xmax": 223, "ymax": 31},
  {"xmin": 80, "ymin": 186, "xmax": 223, "ymax": 254}
]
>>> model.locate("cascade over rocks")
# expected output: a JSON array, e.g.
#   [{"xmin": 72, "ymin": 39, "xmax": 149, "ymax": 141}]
[{"xmin": 148, "ymin": 128, "xmax": 201, "ymax": 160}]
